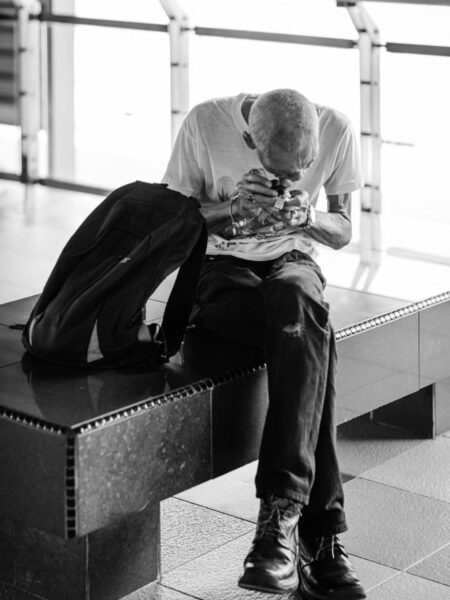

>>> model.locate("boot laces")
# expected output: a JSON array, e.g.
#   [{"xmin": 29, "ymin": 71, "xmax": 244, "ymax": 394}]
[
  {"xmin": 255, "ymin": 496, "xmax": 299, "ymax": 542},
  {"xmin": 313, "ymin": 534, "xmax": 347, "ymax": 561}
]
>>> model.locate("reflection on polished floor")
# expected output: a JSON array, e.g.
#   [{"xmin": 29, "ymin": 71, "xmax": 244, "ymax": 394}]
[
  {"xmin": 1, "ymin": 180, "xmax": 450, "ymax": 305},
  {"xmin": 1, "ymin": 181, "xmax": 450, "ymax": 599}
]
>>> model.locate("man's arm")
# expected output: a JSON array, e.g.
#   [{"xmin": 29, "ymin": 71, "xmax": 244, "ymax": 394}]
[
  {"xmin": 200, "ymin": 201, "xmax": 237, "ymax": 233},
  {"xmin": 200, "ymin": 171, "xmax": 279, "ymax": 234},
  {"xmin": 306, "ymin": 193, "xmax": 352, "ymax": 250}
]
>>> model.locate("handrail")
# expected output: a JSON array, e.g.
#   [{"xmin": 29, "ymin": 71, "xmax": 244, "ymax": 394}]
[
  {"xmin": 33, "ymin": 13, "xmax": 450, "ymax": 58},
  {"xmin": 345, "ymin": 0, "xmax": 450, "ymax": 4},
  {"xmin": 193, "ymin": 26, "xmax": 356, "ymax": 49},
  {"xmin": 37, "ymin": 13, "xmax": 168, "ymax": 33},
  {"xmin": 386, "ymin": 42, "xmax": 450, "ymax": 57}
]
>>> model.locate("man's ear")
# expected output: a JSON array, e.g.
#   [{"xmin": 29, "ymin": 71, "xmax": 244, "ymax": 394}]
[{"xmin": 243, "ymin": 131, "xmax": 256, "ymax": 149}]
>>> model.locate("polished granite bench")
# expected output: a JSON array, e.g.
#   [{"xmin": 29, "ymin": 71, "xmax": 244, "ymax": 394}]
[{"xmin": 1, "ymin": 284, "xmax": 450, "ymax": 600}]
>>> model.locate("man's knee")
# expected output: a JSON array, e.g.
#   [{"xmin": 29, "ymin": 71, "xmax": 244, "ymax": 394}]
[
  {"xmin": 263, "ymin": 269, "xmax": 324, "ymax": 308},
  {"xmin": 262, "ymin": 272, "xmax": 329, "ymax": 332}
]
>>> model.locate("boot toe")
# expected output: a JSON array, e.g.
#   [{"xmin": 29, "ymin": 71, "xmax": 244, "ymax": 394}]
[{"xmin": 239, "ymin": 567, "xmax": 298, "ymax": 594}]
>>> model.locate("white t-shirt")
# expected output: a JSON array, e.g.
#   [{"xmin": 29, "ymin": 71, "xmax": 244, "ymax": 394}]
[{"xmin": 162, "ymin": 93, "xmax": 363, "ymax": 261}]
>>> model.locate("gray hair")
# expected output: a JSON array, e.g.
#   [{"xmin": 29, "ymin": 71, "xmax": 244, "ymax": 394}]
[{"xmin": 249, "ymin": 89, "xmax": 319, "ymax": 163}]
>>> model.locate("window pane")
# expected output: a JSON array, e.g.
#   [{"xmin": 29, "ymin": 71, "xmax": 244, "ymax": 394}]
[
  {"xmin": 365, "ymin": 2, "xmax": 450, "ymax": 46},
  {"xmin": 0, "ymin": 124, "xmax": 20, "ymax": 174},
  {"xmin": 57, "ymin": 0, "xmax": 168, "ymax": 24},
  {"xmin": 49, "ymin": 24, "xmax": 171, "ymax": 188},
  {"xmin": 181, "ymin": 0, "xmax": 356, "ymax": 38},
  {"xmin": 381, "ymin": 52, "xmax": 450, "ymax": 259},
  {"xmin": 190, "ymin": 37, "xmax": 360, "ymax": 120}
]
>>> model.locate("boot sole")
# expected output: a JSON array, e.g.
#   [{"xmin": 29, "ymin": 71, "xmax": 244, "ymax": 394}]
[
  {"xmin": 299, "ymin": 575, "xmax": 367, "ymax": 600},
  {"xmin": 238, "ymin": 570, "xmax": 299, "ymax": 594}
]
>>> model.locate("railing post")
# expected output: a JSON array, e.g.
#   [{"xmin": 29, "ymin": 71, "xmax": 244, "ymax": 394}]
[
  {"xmin": 339, "ymin": 1, "xmax": 382, "ymax": 216},
  {"xmin": 14, "ymin": 0, "xmax": 42, "ymax": 182},
  {"xmin": 41, "ymin": 0, "xmax": 76, "ymax": 182},
  {"xmin": 159, "ymin": 0, "xmax": 190, "ymax": 145}
]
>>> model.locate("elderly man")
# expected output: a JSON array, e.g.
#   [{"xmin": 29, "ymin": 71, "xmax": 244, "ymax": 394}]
[{"xmin": 162, "ymin": 89, "xmax": 366, "ymax": 599}]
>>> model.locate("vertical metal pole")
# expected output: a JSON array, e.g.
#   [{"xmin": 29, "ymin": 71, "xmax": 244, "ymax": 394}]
[
  {"xmin": 15, "ymin": 0, "xmax": 42, "ymax": 182},
  {"xmin": 42, "ymin": 0, "xmax": 75, "ymax": 181},
  {"xmin": 159, "ymin": 0, "xmax": 190, "ymax": 145},
  {"xmin": 341, "ymin": 1, "xmax": 381, "ymax": 215}
]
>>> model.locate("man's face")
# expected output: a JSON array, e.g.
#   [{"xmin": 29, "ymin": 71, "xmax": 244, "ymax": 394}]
[{"xmin": 256, "ymin": 144, "xmax": 317, "ymax": 183}]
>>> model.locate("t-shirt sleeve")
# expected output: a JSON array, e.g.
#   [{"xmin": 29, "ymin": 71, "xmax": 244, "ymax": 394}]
[
  {"xmin": 161, "ymin": 109, "xmax": 205, "ymax": 200},
  {"xmin": 324, "ymin": 122, "xmax": 364, "ymax": 195}
]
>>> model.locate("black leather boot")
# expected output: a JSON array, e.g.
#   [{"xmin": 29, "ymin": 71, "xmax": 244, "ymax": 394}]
[
  {"xmin": 238, "ymin": 495, "xmax": 302, "ymax": 594},
  {"xmin": 298, "ymin": 534, "xmax": 367, "ymax": 599}
]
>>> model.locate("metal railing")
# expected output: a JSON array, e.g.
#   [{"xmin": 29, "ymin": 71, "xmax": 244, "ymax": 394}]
[{"xmin": 0, "ymin": 0, "xmax": 448, "ymax": 233}]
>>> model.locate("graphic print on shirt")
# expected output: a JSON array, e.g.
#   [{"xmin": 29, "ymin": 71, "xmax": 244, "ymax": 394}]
[{"xmin": 216, "ymin": 176, "xmax": 309, "ymax": 251}]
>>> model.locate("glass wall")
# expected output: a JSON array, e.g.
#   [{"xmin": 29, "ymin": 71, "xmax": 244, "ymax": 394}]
[
  {"xmin": 73, "ymin": 25, "xmax": 171, "ymax": 188},
  {"xmin": 366, "ymin": 0, "xmax": 450, "ymax": 262},
  {"xmin": 47, "ymin": 22, "xmax": 171, "ymax": 189},
  {"xmin": 380, "ymin": 51, "xmax": 450, "ymax": 260},
  {"xmin": 180, "ymin": 0, "xmax": 355, "ymax": 38},
  {"xmin": 2, "ymin": 0, "xmax": 449, "ymax": 261},
  {"xmin": 365, "ymin": 2, "xmax": 450, "ymax": 46},
  {"xmin": 0, "ymin": 124, "xmax": 20, "ymax": 174},
  {"xmin": 56, "ymin": 0, "xmax": 168, "ymax": 24}
]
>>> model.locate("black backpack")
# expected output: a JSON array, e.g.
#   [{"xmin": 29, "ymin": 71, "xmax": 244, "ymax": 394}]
[{"xmin": 22, "ymin": 181, "xmax": 207, "ymax": 368}]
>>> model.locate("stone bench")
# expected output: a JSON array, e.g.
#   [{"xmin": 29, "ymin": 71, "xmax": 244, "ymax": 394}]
[{"xmin": 1, "ymin": 285, "xmax": 450, "ymax": 600}]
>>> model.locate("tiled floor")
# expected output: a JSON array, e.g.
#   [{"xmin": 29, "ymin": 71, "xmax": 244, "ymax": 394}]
[
  {"xmin": 2, "ymin": 181, "xmax": 450, "ymax": 599},
  {"xmin": 120, "ymin": 417, "xmax": 450, "ymax": 599}
]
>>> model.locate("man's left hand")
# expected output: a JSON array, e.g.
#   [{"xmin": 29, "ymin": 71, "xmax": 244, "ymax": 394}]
[{"xmin": 276, "ymin": 190, "xmax": 310, "ymax": 227}]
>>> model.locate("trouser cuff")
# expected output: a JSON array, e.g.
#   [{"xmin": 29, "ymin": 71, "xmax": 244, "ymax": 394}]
[
  {"xmin": 299, "ymin": 518, "xmax": 348, "ymax": 539},
  {"xmin": 256, "ymin": 487, "xmax": 309, "ymax": 506}
]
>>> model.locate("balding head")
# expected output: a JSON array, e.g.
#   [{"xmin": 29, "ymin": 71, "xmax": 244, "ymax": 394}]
[{"xmin": 248, "ymin": 89, "xmax": 319, "ymax": 173}]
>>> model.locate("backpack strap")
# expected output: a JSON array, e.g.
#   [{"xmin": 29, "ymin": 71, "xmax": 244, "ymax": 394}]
[{"xmin": 161, "ymin": 221, "xmax": 208, "ymax": 358}]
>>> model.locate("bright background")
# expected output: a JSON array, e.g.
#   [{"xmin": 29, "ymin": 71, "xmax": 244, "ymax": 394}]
[{"xmin": 1, "ymin": 0, "xmax": 449, "ymax": 259}]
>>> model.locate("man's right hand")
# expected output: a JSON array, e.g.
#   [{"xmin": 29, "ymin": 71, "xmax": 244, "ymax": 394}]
[{"xmin": 233, "ymin": 169, "xmax": 279, "ymax": 219}]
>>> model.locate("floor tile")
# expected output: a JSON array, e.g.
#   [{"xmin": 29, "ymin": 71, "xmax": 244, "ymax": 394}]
[
  {"xmin": 336, "ymin": 416, "xmax": 425, "ymax": 477},
  {"xmin": 162, "ymin": 531, "xmax": 294, "ymax": 600},
  {"xmin": 151, "ymin": 271, "xmax": 176, "ymax": 303},
  {"xmin": 434, "ymin": 378, "xmax": 450, "ymax": 436},
  {"xmin": 0, "ymin": 295, "xmax": 38, "ymax": 326},
  {"xmin": 0, "ymin": 183, "xmax": 101, "ymax": 304},
  {"xmin": 341, "ymin": 478, "xmax": 450, "ymax": 570},
  {"xmin": 162, "ymin": 531, "xmax": 398, "ymax": 600},
  {"xmin": 319, "ymin": 242, "xmax": 450, "ymax": 302},
  {"xmin": 160, "ymin": 498, "xmax": 253, "ymax": 574},
  {"xmin": 121, "ymin": 581, "xmax": 197, "ymax": 600},
  {"xmin": 361, "ymin": 437, "xmax": 450, "ymax": 503},
  {"xmin": 145, "ymin": 299, "xmax": 166, "ymax": 322},
  {"xmin": 407, "ymin": 543, "xmax": 450, "ymax": 587},
  {"xmin": 349, "ymin": 556, "xmax": 399, "ymax": 592},
  {"xmin": 367, "ymin": 572, "xmax": 450, "ymax": 600},
  {"xmin": 176, "ymin": 463, "xmax": 259, "ymax": 523}
]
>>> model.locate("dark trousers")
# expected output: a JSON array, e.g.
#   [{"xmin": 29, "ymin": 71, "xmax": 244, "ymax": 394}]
[{"xmin": 194, "ymin": 250, "xmax": 347, "ymax": 537}]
